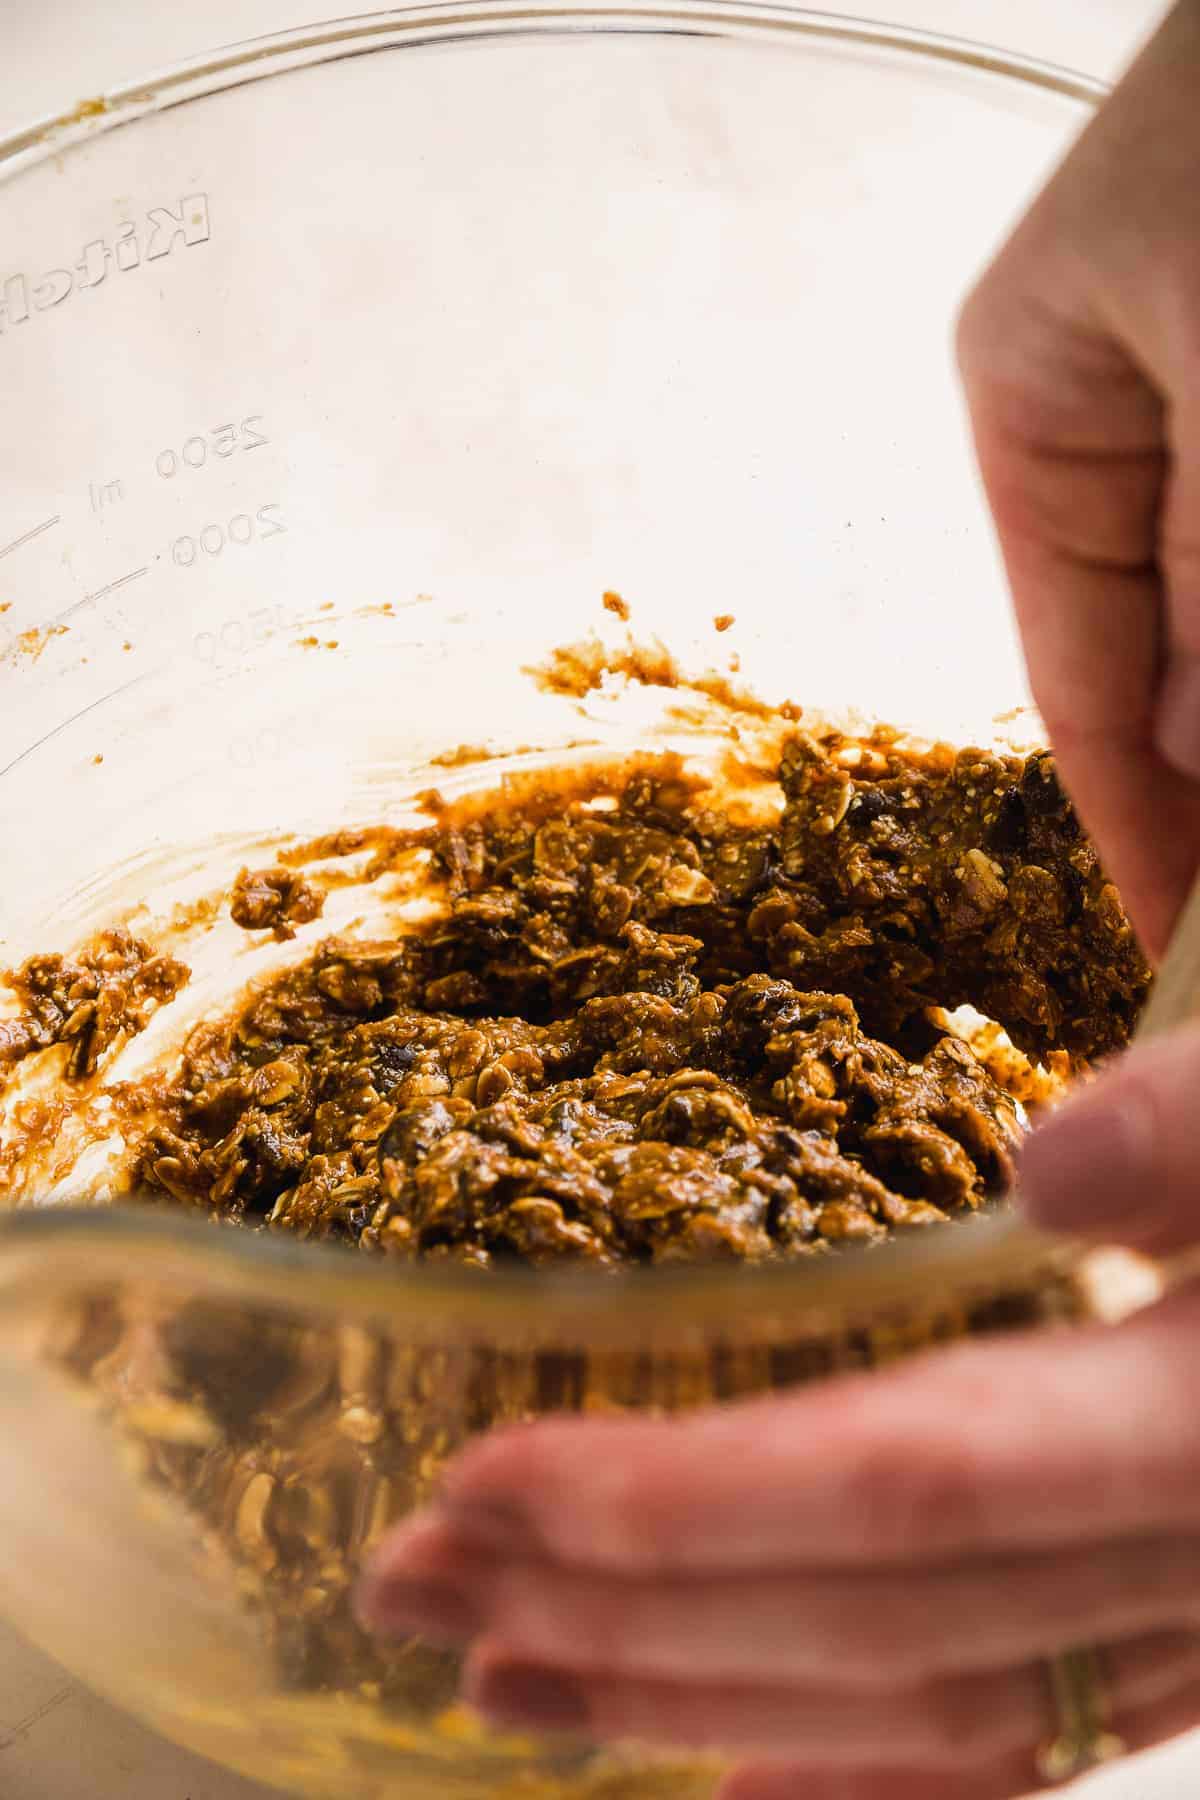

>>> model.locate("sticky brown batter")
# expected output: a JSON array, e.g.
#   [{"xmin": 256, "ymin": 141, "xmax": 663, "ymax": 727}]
[{"xmin": 1, "ymin": 729, "xmax": 1149, "ymax": 1259}]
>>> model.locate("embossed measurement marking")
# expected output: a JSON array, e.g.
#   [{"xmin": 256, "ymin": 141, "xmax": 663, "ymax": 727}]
[
  {"xmin": 0, "ymin": 514, "xmax": 60, "ymax": 560},
  {"xmin": 228, "ymin": 724, "xmax": 288, "ymax": 770},
  {"xmin": 172, "ymin": 504, "xmax": 286, "ymax": 566},
  {"xmin": 0, "ymin": 673, "xmax": 148, "ymax": 782},
  {"xmin": 89, "ymin": 479, "xmax": 124, "ymax": 512},
  {"xmin": 156, "ymin": 418, "xmax": 268, "ymax": 478},
  {"xmin": 193, "ymin": 603, "xmax": 298, "ymax": 662},
  {"xmin": 54, "ymin": 565, "xmax": 150, "ymax": 625}
]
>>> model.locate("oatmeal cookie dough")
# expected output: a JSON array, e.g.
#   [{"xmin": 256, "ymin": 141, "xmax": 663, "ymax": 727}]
[{"xmin": 2, "ymin": 730, "xmax": 1148, "ymax": 1261}]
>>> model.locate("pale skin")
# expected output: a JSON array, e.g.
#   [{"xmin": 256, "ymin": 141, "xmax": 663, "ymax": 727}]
[{"xmin": 357, "ymin": 5, "xmax": 1200, "ymax": 1791}]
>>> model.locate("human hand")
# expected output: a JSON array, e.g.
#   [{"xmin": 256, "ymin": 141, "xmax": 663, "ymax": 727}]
[
  {"xmin": 356, "ymin": 1193, "xmax": 1200, "ymax": 1798},
  {"xmin": 958, "ymin": 0, "xmax": 1200, "ymax": 961}
]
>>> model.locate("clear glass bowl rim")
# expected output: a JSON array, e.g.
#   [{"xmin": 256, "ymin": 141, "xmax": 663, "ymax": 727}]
[
  {"xmin": 0, "ymin": 3, "xmax": 1096, "ymax": 1329},
  {"xmin": 0, "ymin": 1203, "xmax": 1068, "ymax": 1346},
  {"xmin": 0, "ymin": 1, "xmax": 1106, "ymax": 182}
]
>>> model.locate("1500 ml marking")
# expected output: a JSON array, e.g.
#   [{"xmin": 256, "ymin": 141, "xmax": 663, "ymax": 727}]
[
  {"xmin": 0, "ymin": 195, "xmax": 211, "ymax": 332},
  {"xmin": 193, "ymin": 603, "xmax": 300, "ymax": 664}
]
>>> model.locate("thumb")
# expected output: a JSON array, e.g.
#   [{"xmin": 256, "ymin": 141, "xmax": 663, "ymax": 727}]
[{"xmin": 1018, "ymin": 1024, "xmax": 1200, "ymax": 1256}]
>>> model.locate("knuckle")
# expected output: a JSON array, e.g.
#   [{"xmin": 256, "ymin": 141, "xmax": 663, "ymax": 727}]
[
  {"xmin": 445, "ymin": 1423, "xmax": 560, "ymax": 1526},
  {"xmin": 456, "ymin": 1423, "xmax": 545, "ymax": 1494},
  {"xmin": 954, "ymin": 255, "xmax": 1035, "ymax": 396},
  {"xmin": 477, "ymin": 1425, "xmax": 681, "ymax": 1573},
  {"xmin": 839, "ymin": 1428, "xmax": 983, "ymax": 1562},
  {"xmin": 599, "ymin": 1458, "xmax": 680, "ymax": 1573},
  {"xmin": 954, "ymin": 276, "xmax": 1000, "ymax": 374}
]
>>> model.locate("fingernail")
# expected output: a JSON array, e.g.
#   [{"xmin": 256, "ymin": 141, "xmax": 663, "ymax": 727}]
[
  {"xmin": 1157, "ymin": 655, "xmax": 1200, "ymax": 780},
  {"xmin": 1018, "ymin": 1092, "xmax": 1154, "ymax": 1234},
  {"xmin": 470, "ymin": 1662, "xmax": 590, "ymax": 1733},
  {"xmin": 355, "ymin": 1574, "xmax": 483, "ymax": 1644},
  {"xmin": 440, "ymin": 1496, "xmax": 534, "ymax": 1556}
]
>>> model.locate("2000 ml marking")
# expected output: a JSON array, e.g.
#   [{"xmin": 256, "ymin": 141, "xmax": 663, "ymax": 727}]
[
  {"xmin": 172, "ymin": 504, "xmax": 285, "ymax": 567},
  {"xmin": 0, "ymin": 196, "xmax": 211, "ymax": 332}
]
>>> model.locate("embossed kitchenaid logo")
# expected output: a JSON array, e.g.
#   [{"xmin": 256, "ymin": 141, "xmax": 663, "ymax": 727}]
[{"xmin": 0, "ymin": 194, "xmax": 210, "ymax": 332}]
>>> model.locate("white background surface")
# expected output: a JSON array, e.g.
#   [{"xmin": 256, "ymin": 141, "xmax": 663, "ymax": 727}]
[{"xmin": 0, "ymin": 3, "xmax": 1189, "ymax": 1799}]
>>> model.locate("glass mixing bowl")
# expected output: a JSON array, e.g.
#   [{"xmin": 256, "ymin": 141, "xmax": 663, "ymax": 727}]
[{"xmin": 0, "ymin": 7, "xmax": 1111, "ymax": 1796}]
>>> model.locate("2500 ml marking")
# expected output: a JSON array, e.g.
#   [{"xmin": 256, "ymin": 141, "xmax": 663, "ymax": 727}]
[
  {"xmin": 172, "ymin": 504, "xmax": 286, "ymax": 566},
  {"xmin": 156, "ymin": 418, "xmax": 269, "ymax": 479}
]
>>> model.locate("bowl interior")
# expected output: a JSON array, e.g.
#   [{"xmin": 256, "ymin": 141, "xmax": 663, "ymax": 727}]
[{"xmin": 0, "ymin": 7, "xmax": 1094, "ymax": 956}]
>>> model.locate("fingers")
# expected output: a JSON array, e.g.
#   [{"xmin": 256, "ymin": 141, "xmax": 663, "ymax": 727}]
[
  {"xmin": 718, "ymin": 1666, "xmax": 1200, "ymax": 1800},
  {"xmin": 956, "ymin": 0, "xmax": 1200, "ymax": 957},
  {"xmin": 1155, "ymin": 404, "xmax": 1200, "ymax": 784},
  {"xmin": 361, "ymin": 1518, "xmax": 1200, "ymax": 1688},
  {"xmin": 462, "ymin": 1629, "xmax": 1200, "ymax": 1767},
  {"xmin": 1019, "ymin": 1022, "xmax": 1200, "ymax": 1251},
  {"xmin": 417, "ymin": 1294, "xmax": 1200, "ymax": 1574},
  {"xmin": 1124, "ymin": 7, "xmax": 1200, "ymax": 790},
  {"xmin": 957, "ymin": 281, "xmax": 1188, "ymax": 956}
]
